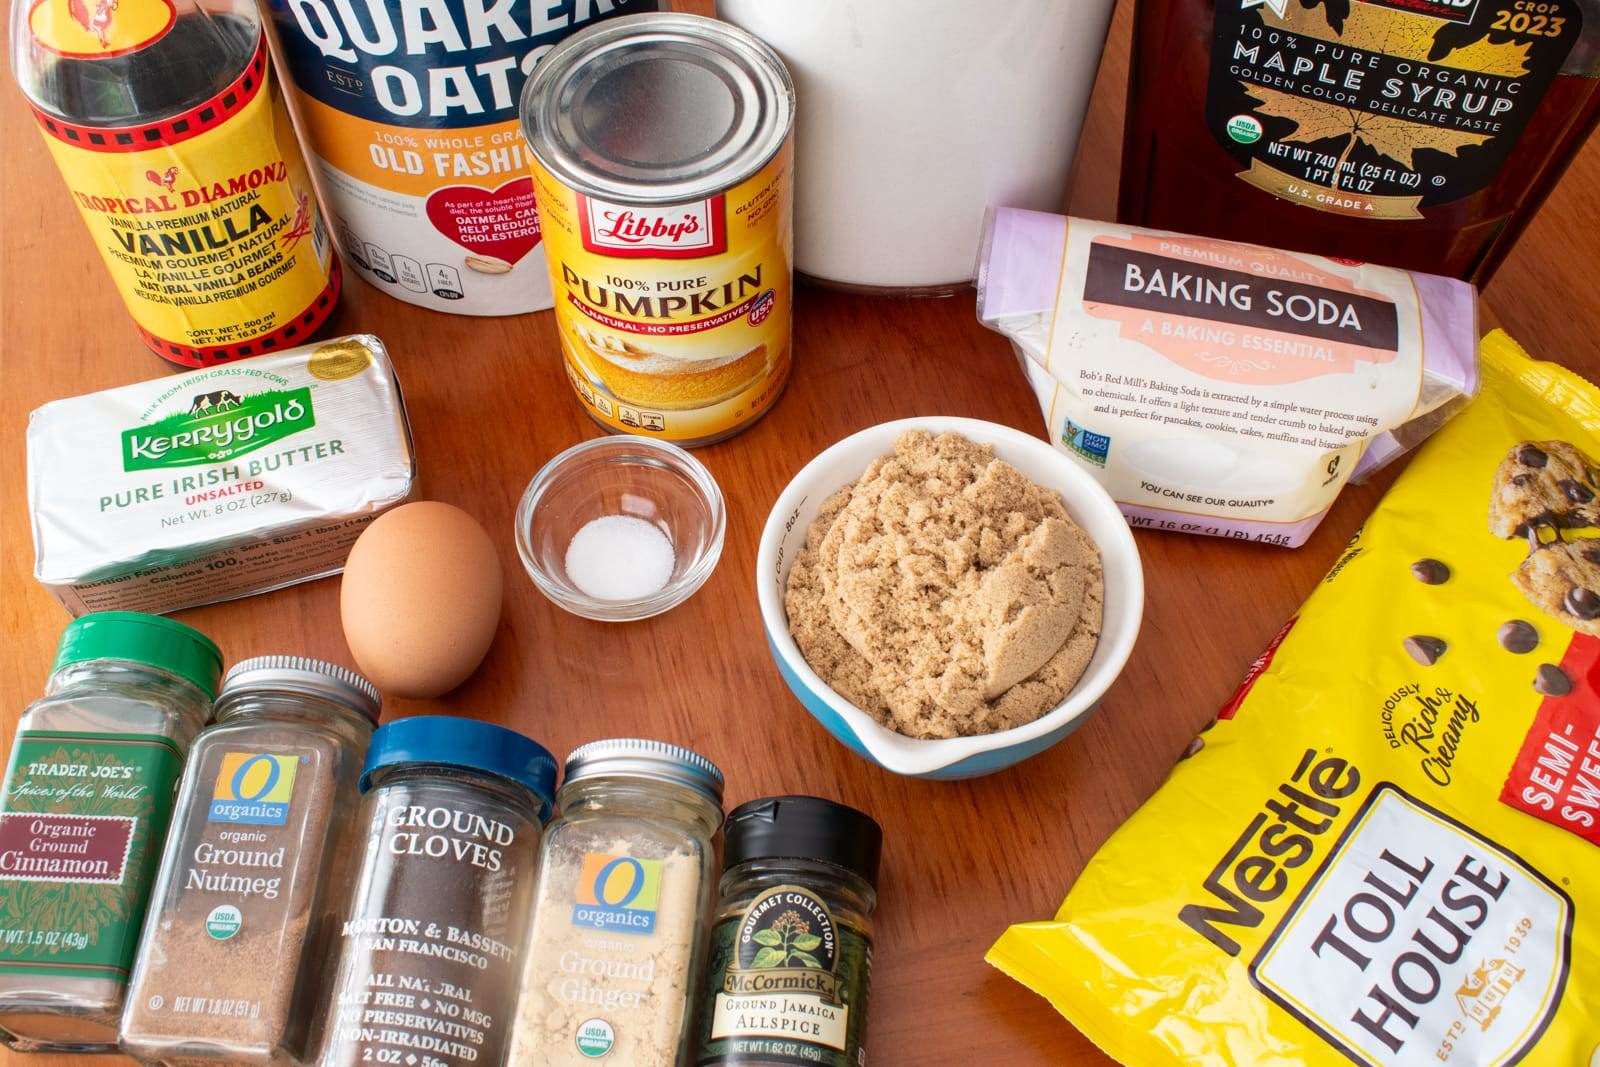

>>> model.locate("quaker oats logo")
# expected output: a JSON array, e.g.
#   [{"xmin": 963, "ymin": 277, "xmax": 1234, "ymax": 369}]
[
  {"xmin": 122, "ymin": 387, "xmax": 315, "ymax": 471},
  {"xmin": 1251, "ymin": 785, "xmax": 1572, "ymax": 1066}
]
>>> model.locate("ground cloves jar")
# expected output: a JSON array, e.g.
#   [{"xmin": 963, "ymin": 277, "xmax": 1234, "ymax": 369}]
[
  {"xmin": 310, "ymin": 716, "xmax": 556, "ymax": 1067},
  {"xmin": 0, "ymin": 612, "xmax": 221, "ymax": 1053},
  {"xmin": 510, "ymin": 737, "xmax": 724, "ymax": 1064},
  {"xmin": 693, "ymin": 795, "xmax": 883, "ymax": 1066},
  {"xmin": 120, "ymin": 655, "xmax": 382, "ymax": 1064}
]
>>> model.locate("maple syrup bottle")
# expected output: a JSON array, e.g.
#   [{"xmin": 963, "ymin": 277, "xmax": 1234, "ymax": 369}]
[
  {"xmin": 1119, "ymin": 0, "xmax": 1600, "ymax": 283},
  {"xmin": 10, "ymin": 0, "xmax": 339, "ymax": 366}
]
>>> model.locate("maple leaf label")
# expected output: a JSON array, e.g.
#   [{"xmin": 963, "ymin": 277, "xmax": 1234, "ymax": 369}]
[{"xmin": 1205, "ymin": 0, "xmax": 1582, "ymax": 212}]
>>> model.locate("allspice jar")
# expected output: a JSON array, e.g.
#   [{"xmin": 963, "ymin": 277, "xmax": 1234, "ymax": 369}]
[
  {"xmin": 120, "ymin": 655, "xmax": 381, "ymax": 1064},
  {"xmin": 0, "ymin": 612, "xmax": 220, "ymax": 1054},
  {"xmin": 693, "ymin": 796, "xmax": 883, "ymax": 1066},
  {"xmin": 310, "ymin": 717, "xmax": 556, "ymax": 1067},
  {"xmin": 509, "ymin": 738, "xmax": 724, "ymax": 1064}
]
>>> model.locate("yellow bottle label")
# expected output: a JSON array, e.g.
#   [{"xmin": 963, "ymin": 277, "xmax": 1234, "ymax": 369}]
[
  {"xmin": 532, "ymin": 141, "xmax": 793, "ymax": 444},
  {"xmin": 32, "ymin": 27, "xmax": 339, "ymax": 366}
]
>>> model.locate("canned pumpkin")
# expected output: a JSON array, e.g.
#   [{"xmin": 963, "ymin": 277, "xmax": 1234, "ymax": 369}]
[{"xmin": 520, "ymin": 13, "xmax": 794, "ymax": 445}]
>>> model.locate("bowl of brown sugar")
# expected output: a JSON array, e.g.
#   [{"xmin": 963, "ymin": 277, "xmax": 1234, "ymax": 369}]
[{"xmin": 757, "ymin": 418, "xmax": 1143, "ymax": 779}]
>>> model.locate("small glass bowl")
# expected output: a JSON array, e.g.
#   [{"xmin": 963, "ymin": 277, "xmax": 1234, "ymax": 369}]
[{"xmin": 515, "ymin": 436, "xmax": 725, "ymax": 622}]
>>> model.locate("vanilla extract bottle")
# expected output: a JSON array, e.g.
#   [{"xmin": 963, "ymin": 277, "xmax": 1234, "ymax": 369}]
[{"xmin": 10, "ymin": 0, "xmax": 339, "ymax": 367}]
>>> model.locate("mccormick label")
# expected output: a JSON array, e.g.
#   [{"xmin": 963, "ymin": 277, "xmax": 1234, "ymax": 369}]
[
  {"xmin": 531, "ymin": 141, "xmax": 793, "ymax": 444},
  {"xmin": 0, "ymin": 732, "xmax": 183, "ymax": 982},
  {"xmin": 696, "ymin": 885, "xmax": 872, "ymax": 1067},
  {"xmin": 28, "ymin": 2, "xmax": 338, "ymax": 366},
  {"xmin": 1207, "ymin": 0, "xmax": 1583, "ymax": 219},
  {"xmin": 265, "ymin": 0, "xmax": 655, "ymax": 315}
]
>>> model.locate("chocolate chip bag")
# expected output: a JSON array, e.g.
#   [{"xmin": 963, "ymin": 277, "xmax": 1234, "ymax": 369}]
[{"xmin": 989, "ymin": 331, "xmax": 1600, "ymax": 1065}]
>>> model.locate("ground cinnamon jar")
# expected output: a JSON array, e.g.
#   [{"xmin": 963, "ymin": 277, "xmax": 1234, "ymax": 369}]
[
  {"xmin": 120, "ymin": 655, "xmax": 380, "ymax": 1064},
  {"xmin": 310, "ymin": 717, "xmax": 556, "ymax": 1067},
  {"xmin": 0, "ymin": 612, "xmax": 220, "ymax": 1054}
]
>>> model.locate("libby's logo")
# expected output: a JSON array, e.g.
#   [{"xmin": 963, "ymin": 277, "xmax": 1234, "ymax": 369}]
[
  {"xmin": 121, "ymin": 387, "xmax": 315, "ymax": 471},
  {"xmin": 577, "ymin": 195, "xmax": 726, "ymax": 259}
]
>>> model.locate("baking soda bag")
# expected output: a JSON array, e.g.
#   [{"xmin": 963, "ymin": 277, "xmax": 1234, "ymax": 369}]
[{"xmin": 989, "ymin": 331, "xmax": 1600, "ymax": 1065}]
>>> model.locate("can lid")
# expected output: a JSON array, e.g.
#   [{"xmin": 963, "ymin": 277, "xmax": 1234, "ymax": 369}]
[
  {"xmin": 521, "ymin": 12, "xmax": 794, "ymax": 204},
  {"xmin": 52, "ymin": 612, "xmax": 223, "ymax": 699},
  {"xmin": 563, "ymin": 738, "xmax": 724, "ymax": 804},
  {"xmin": 724, "ymin": 795, "xmax": 882, "ymax": 889},
  {"xmin": 359, "ymin": 716, "xmax": 558, "ymax": 822},
  {"xmin": 218, "ymin": 655, "xmax": 382, "ymax": 723}
]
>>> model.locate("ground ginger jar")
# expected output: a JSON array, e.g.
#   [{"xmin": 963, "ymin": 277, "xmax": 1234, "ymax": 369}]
[
  {"xmin": 310, "ymin": 716, "xmax": 556, "ymax": 1067},
  {"xmin": 509, "ymin": 738, "xmax": 724, "ymax": 1064},
  {"xmin": 0, "ymin": 612, "xmax": 221, "ymax": 1053},
  {"xmin": 120, "ymin": 655, "xmax": 381, "ymax": 1064}
]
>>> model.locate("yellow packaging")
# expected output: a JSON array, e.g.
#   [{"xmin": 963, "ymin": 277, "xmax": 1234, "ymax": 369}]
[
  {"xmin": 990, "ymin": 331, "xmax": 1600, "ymax": 1065},
  {"xmin": 28, "ymin": 16, "xmax": 338, "ymax": 367},
  {"xmin": 531, "ymin": 143, "xmax": 793, "ymax": 445}
]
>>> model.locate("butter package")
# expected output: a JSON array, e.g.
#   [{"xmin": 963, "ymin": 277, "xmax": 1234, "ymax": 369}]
[
  {"xmin": 28, "ymin": 336, "xmax": 414, "ymax": 615},
  {"xmin": 977, "ymin": 209, "xmax": 1479, "ymax": 546},
  {"xmin": 988, "ymin": 332, "xmax": 1600, "ymax": 1064}
]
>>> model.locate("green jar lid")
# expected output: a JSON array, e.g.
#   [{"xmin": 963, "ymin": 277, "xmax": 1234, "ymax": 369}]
[{"xmin": 53, "ymin": 612, "xmax": 224, "ymax": 699}]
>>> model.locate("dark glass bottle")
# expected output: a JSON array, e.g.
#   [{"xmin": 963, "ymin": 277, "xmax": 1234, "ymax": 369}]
[{"xmin": 1119, "ymin": 0, "xmax": 1600, "ymax": 283}]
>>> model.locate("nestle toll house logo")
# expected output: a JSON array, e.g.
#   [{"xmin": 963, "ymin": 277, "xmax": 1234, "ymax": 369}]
[{"xmin": 121, "ymin": 387, "xmax": 316, "ymax": 471}]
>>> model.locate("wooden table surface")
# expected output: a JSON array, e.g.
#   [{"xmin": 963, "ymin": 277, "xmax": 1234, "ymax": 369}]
[{"xmin": 3, "ymin": 1, "xmax": 1598, "ymax": 1064}]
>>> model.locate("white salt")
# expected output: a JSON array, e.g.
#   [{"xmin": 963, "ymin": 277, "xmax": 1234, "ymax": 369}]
[{"xmin": 564, "ymin": 515, "xmax": 676, "ymax": 601}]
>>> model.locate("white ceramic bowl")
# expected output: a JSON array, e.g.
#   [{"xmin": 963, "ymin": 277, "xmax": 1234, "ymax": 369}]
[{"xmin": 756, "ymin": 417, "xmax": 1144, "ymax": 779}]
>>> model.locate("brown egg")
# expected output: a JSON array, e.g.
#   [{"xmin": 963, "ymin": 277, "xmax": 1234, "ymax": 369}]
[{"xmin": 340, "ymin": 501, "xmax": 503, "ymax": 698}]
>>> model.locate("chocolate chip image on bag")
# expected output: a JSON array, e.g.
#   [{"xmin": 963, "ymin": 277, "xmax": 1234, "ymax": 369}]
[{"xmin": 988, "ymin": 331, "xmax": 1600, "ymax": 1065}]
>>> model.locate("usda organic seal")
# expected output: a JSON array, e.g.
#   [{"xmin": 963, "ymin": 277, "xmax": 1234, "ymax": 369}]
[
  {"xmin": 205, "ymin": 904, "xmax": 242, "ymax": 941},
  {"xmin": 575, "ymin": 1018, "xmax": 615, "ymax": 1057},
  {"xmin": 1226, "ymin": 114, "xmax": 1263, "ymax": 144}
]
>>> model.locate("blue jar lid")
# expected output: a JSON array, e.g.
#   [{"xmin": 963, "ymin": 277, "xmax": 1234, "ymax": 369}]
[{"xmin": 360, "ymin": 716, "xmax": 558, "ymax": 823}]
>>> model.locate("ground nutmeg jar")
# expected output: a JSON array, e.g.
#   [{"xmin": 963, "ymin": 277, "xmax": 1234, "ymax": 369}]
[
  {"xmin": 310, "ymin": 716, "xmax": 556, "ymax": 1067},
  {"xmin": 693, "ymin": 795, "xmax": 883, "ymax": 1066},
  {"xmin": 510, "ymin": 737, "xmax": 724, "ymax": 1064},
  {"xmin": 0, "ymin": 612, "xmax": 221, "ymax": 1053},
  {"xmin": 120, "ymin": 655, "xmax": 382, "ymax": 1063}
]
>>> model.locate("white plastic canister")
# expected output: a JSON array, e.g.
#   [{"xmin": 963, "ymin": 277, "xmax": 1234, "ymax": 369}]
[
  {"xmin": 717, "ymin": 0, "xmax": 1115, "ymax": 294},
  {"xmin": 265, "ymin": 0, "xmax": 656, "ymax": 314}
]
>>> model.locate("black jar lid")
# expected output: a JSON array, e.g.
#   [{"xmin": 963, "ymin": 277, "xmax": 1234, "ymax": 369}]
[{"xmin": 724, "ymin": 795, "xmax": 882, "ymax": 889}]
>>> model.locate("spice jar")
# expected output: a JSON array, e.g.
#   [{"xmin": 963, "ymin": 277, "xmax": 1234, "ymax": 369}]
[
  {"xmin": 120, "ymin": 655, "xmax": 382, "ymax": 1063},
  {"xmin": 693, "ymin": 796, "xmax": 883, "ymax": 1066},
  {"xmin": 310, "ymin": 716, "xmax": 556, "ymax": 1067},
  {"xmin": 510, "ymin": 738, "xmax": 724, "ymax": 1064},
  {"xmin": 0, "ymin": 612, "xmax": 221, "ymax": 1053}
]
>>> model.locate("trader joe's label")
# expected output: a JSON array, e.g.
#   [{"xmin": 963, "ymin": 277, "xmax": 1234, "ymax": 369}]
[
  {"xmin": 1209, "ymin": 0, "xmax": 1583, "ymax": 218},
  {"xmin": 0, "ymin": 732, "xmax": 182, "ymax": 980}
]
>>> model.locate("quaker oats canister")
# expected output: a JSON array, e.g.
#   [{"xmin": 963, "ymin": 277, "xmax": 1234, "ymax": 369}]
[
  {"xmin": 520, "ymin": 12, "xmax": 794, "ymax": 445},
  {"xmin": 264, "ymin": 0, "xmax": 655, "ymax": 315}
]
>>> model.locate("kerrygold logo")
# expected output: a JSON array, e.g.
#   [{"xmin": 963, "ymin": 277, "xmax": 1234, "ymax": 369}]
[
  {"xmin": 572, "ymin": 853, "xmax": 662, "ymax": 934},
  {"xmin": 209, "ymin": 753, "xmax": 299, "ymax": 825},
  {"xmin": 121, "ymin": 387, "xmax": 315, "ymax": 471}
]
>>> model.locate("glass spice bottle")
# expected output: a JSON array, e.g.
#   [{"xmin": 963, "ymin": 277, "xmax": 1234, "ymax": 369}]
[
  {"xmin": 510, "ymin": 738, "xmax": 724, "ymax": 1065},
  {"xmin": 693, "ymin": 796, "xmax": 883, "ymax": 1067},
  {"xmin": 120, "ymin": 655, "xmax": 382, "ymax": 1064},
  {"xmin": 310, "ymin": 716, "xmax": 557, "ymax": 1067},
  {"xmin": 0, "ymin": 612, "xmax": 221, "ymax": 1053}
]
